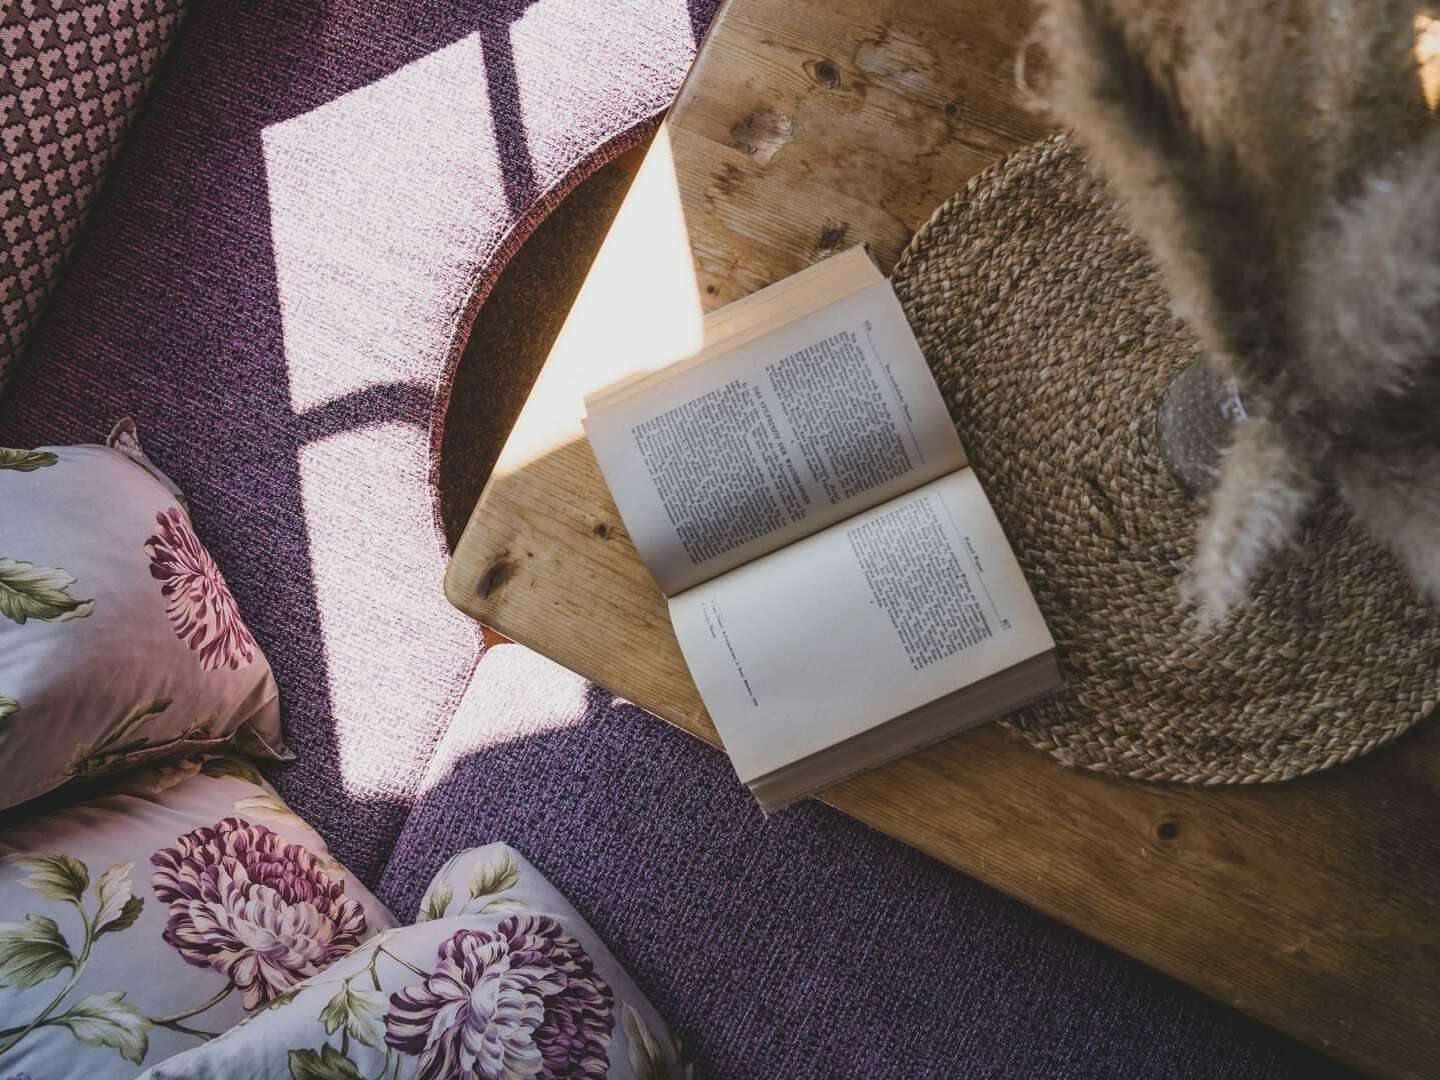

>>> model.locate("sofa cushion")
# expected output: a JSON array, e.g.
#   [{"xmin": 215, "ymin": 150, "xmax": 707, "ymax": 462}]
[
  {"xmin": 0, "ymin": 757, "xmax": 395, "ymax": 1077},
  {"xmin": 0, "ymin": 0, "xmax": 189, "ymax": 397},
  {"xmin": 0, "ymin": 423, "xmax": 283, "ymax": 812},
  {"xmin": 0, "ymin": 0, "xmax": 716, "ymax": 886},
  {"xmin": 139, "ymin": 843, "xmax": 684, "ymax": 1080}
]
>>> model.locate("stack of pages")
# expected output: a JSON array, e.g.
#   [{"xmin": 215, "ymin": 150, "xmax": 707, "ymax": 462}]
[{"xmin": 585, "ymin": 247, "xmax": 1060, "ymax": 810}]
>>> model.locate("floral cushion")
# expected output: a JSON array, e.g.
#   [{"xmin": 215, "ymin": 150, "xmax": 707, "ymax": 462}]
[
  {"xmin": 0, "ymin": 757, "xmax": 396, "ymax": 1077},
  {"xmin": 0, "ymin": 421, "xmax": 285, "ymax": 811},
  {"xmin": 139, "ymin": 844, "xmax": 691, "ymax": 1080}
]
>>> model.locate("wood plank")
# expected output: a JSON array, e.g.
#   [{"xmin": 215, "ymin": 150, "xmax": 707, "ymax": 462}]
[
  {"xmin": 447, "ymin": 2, "xmax": 1440, "ymax": 1076},
  {"xmin": 670, "ymin": 0, "xmax": 1049, "ymax": 305},
  {"xmin": 452, "ymin": 386, "xmax": 1440, "ymax": 1079}
]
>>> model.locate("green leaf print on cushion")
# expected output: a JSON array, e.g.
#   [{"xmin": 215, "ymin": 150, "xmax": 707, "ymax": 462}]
[
  {"xmin": 318, "ymin": 983, "xmax": 385, "ymax": 1049},
  {"xmin": 13, "ymin": 853, "xmax": 90, "ymax": 904},
  {"xmin": 65, "ymin": 699, "xmax": 213, "ymax": 779},
  {"xmin": 0, "ymin": 914, "xmax": 76, "ymax": 988},
  {"xmin": 415, "ymin": 848, "xmax": 528, "ymax": 924},
  {"xmin": 0, "ymin": 695, "xmax": 17, "ymax": 737},
  {"xmin": 0, "ymin": 558, "xmax": 95, "ymax": 624},
  {"xmin": 232, "ymin": 793, "xmax": 311, "ymax": 833},
  {"xmin": 624, "ymin": 1002, "xmax": 676, "ymax": 1080},
  {"xmin": 51, "ymin": 991, "xmax": 152, "ymax": 1065},
  {"xmin": 287, "ymin": 1044, "xmax": 365, "ymax": 1080},
  {"xmin": 0, "ymin": 856, "xmax": 236, "ymax": 1067},
  {"xmin": 76, "ymin": 700, "xmax": 173, "ymax": 763},
  {"xmin": 198, "ymin": 755, "xmax": 265, "ymax": 787},
  {"xmin": 415, "ymin": 881, "xmax": 452, "ymax": 924},
  {"xmin": 91, "ymin": 863, "xmax": 142, "ymax": 939},
  {"xmin": 0, "ymin": 449, "xmax": 58, "ymax": 471},
  {"xmin": 466, "ymin": 846, "xmax": 520, "ymax": 902},
  {"xmin": 96, "ymin": 896, "xmax": 145, "ymax": 940},
  {"xmin": 0, "ymin": 858, "xmax": 175, "ymax": 1064}
]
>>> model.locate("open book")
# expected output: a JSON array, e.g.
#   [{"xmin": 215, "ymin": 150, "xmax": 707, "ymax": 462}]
[{"xmin": 584, "ymin": 247, "xmax": 1060, "ymax": 810}]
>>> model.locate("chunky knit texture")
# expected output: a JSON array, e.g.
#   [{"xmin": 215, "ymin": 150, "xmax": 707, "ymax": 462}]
[
  {"xmin": 0, "ymin": 2, "xmax": 1355, "ymax": 1075},
  {"xmin": 0, "ymin": 0, "xmax": 713, "ymax": 882}
]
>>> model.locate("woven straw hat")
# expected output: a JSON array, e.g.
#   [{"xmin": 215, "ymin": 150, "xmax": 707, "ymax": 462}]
[{"xmin": 891, "ymin": 134, "xmax": 1440, "ymax": 784}]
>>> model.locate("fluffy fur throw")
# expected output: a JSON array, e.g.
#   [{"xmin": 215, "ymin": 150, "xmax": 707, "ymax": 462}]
[{"xmin": 1034, "ymin": 0, "xmax": 1440, "ymax": 624}]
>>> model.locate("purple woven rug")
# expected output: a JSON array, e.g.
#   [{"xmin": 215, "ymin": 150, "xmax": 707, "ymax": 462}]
[{"xmin": 382, "ymin": 646, "xmax": 1354, "ymax": 1079}]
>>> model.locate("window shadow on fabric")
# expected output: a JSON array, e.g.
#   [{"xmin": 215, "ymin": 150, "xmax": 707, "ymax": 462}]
[
  {"xmin": 687, "ymin": 0, "xmax": 714, "ymax": 44},
  {"xmin": 479, "ymin": 22, "xmax": 540, "ymax": 214},
  {"xmin": 0, "ymin": 0, "xmax": 714, "ymax": 886},
  {"xmin": 0, "ymin": 1, "xmax": 562, "ymax": 883}
]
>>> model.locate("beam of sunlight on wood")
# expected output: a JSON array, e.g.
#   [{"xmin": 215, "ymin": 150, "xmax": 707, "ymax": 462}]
[
  {"xmin": 494, "ymin": 124, "xmax": 704, "ymax": 477},
  {"xmin": 1417, "ymin": 13, "xmax": 1440, "ymax": 110}
]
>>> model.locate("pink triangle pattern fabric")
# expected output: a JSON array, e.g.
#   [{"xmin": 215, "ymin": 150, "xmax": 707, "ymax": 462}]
[{"xmin": 0, "ymin": 0, "xmax": 187, "ymax": 394}]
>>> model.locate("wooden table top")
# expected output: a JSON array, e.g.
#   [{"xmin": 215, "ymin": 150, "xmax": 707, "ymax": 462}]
[{"xmin": 446, "ymin": 2, "xmax": 1440, "ymax": 1075}]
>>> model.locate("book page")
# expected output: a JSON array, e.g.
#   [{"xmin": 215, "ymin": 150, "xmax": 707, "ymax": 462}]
[
  {"xmin": 584, "ymin": 256, "xmax": 966, "ymax": 596},
  {"xmin": 668, "ymin": 469, "xmax": 1054, "ymax": 784}
]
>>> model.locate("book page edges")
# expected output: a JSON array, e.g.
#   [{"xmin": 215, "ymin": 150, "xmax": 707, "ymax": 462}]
[{"xmin": 746, "ymin": 651, "xmax": 1063, "ymax": 812}]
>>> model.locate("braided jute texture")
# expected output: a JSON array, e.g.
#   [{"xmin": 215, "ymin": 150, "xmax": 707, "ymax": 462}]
[{"xmin": 892, "ymin": 134, "xmax": 1440, "ymax": 784}]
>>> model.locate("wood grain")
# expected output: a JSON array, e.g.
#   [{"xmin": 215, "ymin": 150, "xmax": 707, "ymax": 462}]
[
  {"xmin": 672, "ymin": 0, "xmax": 1049, "ymax": 301},
  {"xmin": 447, "ymin": 1, "xmax": 1440, "ymax": 1075}
]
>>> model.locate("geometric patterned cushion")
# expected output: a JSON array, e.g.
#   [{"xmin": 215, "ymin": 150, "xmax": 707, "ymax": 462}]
[{"xmin": 0, "ymin": 0, "xmax": 187, "ymax": 395}]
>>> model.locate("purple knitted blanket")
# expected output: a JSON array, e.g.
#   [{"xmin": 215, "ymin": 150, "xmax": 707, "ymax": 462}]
[{"xmin": 0, "ymin": 0, "xmax": 711, "ymax": 882}]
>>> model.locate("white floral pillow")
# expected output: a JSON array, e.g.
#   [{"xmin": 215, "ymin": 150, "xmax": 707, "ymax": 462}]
[
  {"xmin": 140, "ymin": 844, "xmax": 693, "ymax": 1080},
  {"xmin": 0, "ymin": 757, "xmax": 396, "ymax": 1077},
  {"xmin": 0, "ymin": 421, "xmax": 285, "ymax": 811}
]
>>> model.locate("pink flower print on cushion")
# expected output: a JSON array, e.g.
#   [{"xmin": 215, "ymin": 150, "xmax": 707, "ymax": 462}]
[
  {"xmin": 385, "ymin": 916, "xmax": 615, "ymax": 1080},
  {"xmin": 145, "ymin": 507, "xmax": 257, "ymax": 671},
  {"xmin": 151, "ymin": 817, "xmax": 368, "ymax": 1009}
]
